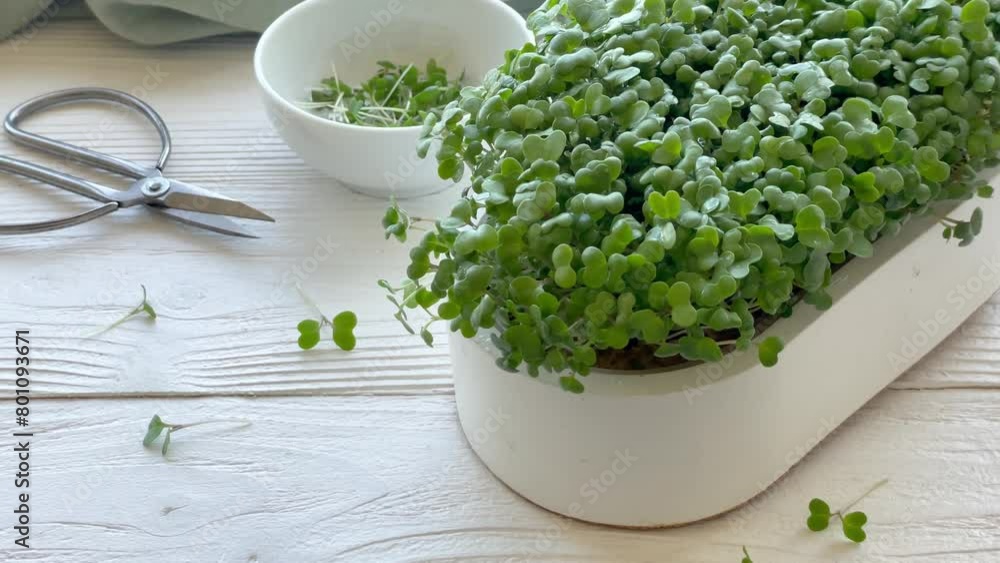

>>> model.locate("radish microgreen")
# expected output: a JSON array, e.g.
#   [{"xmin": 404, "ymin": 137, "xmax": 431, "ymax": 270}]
[
  {"xmin": 90, "ymin": 285, "xmax": 156, "ymax": 336},
  {"xmin": 295, "ymin": 287, "xmax": 358, "ymax": 351},
  {"xmin": 384, "ymin": 0, "xmax": 997, "ymax": 389},
  {"xmin": 757, "ymin": 337, "xmax": 785, "ymax": 368},
  {"xmin": 143, "ymin": 414, "xmax": 251, "ymax": 456},
  {"xmin": 807, "ymin": 478, "xmax": 888, "ymax": 543},
  {"xmin": 940, "ymin": 207, "xmax": 985, "ymax": 247}
]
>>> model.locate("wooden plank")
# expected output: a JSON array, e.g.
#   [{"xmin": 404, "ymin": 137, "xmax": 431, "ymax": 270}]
[{"xmin": 0, "ymin": 392, "xmax": 996, "ymax": 562}]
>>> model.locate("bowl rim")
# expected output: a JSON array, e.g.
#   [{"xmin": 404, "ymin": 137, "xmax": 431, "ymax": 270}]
[{"xmin": 253, "ymin": 0, "xmax": 533, "ymax": 135}]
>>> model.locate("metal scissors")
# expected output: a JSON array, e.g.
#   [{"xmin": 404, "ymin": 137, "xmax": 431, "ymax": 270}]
[{"xmin": 0, "ymin": 87, "xmax": 274, "ymax": 238}]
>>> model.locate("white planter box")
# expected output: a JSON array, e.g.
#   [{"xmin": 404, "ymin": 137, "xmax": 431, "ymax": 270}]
[{"xmin": 451, "ymin": 193, "xmax": 1000, "ymax": 528}]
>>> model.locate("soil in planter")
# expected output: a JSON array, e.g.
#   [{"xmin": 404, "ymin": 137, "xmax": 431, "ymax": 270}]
[{"xmin": 594, "ymin": 297, "xmax": 794, "ymax": 371}]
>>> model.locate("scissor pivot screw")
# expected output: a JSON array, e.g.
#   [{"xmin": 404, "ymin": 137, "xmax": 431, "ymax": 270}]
[{"xmin": 141, "ymin": 178, "xmax": 171, "ymax": 197}]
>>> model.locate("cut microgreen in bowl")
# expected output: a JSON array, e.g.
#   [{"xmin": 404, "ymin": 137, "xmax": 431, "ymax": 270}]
[{"xmin": 303, "ymin": 59, "xmax": 463, "ymax": 128}]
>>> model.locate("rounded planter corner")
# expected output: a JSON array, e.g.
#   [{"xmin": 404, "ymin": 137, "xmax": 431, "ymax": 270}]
[{"xmin": 452, "ymin": 194, "xmax": 1000, "ymax": 528}]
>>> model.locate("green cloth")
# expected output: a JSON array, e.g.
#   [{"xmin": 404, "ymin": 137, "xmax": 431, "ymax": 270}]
[{"xmin": 1, "ymin": 0, "xmax": 540, "ymax": 44}]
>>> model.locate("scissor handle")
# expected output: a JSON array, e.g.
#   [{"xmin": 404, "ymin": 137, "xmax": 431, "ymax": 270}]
[
  {"xmin": 0, "ymin": 155, "xmax": 124, "ymax": 204},
  {"xmin": 3, "ymin": 87, "xmax": 172, "ymax": 179},
  {"xmin": 0, "ymin": 202, "xmax": 119, "ymax": 235}
]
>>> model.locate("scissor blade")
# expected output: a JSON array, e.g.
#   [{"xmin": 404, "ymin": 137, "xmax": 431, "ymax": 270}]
[
  {"xmin": 152, "ymin": 207, "xmax": 259, "ymax": 239},
  {"xmin": 161, "ymin": 181, "xmax": 276, "ymax": 222}
]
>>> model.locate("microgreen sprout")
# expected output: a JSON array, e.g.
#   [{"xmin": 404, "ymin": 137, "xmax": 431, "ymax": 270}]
[
  {"xmin": 332, "ymin": 311, "xmax": 358, "ymax": 351},
  {"xmin": 305, "ymin": 59, "xmax": 463, "ymax": 128},
  {"xmin": 378, "ymin": 277, "xmax": 451, "ymax": 347},
  {"xmin": 383, "ymin": 199, "xmax": 412, "ymax": 243},
  {"xmin": 143, "ymin": 414, "xmax": 251, "ymax": 456},
  {"xmin": 295, "ymin": 287, "xmax": 358, "ymax": 351},
  {"xmin": 741, "ymin": 546, "xmax": 753, "ymax": 563},
  {"xmin": 940, "ymin": 207, "xmax": 985, "ymax": 247},
  {"xmin": 807, "ymin": 478, "xmax": 888, "ymax": 543},
  {"xmin": 757, "ymin": 337, "xmax": 785, "ymax": 368},
  {"xmin": 89, "ymin": 285, "xmax": 156, "ymax": 336},
  {"xmin": 382, "ymin": 198, "xmax": 433, "ymax": 243}
]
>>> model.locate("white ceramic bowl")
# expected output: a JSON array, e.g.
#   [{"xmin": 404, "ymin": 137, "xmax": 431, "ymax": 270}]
[{"xmin": 254, "ymin": 0, "xmax": 534, "ymax": 199}]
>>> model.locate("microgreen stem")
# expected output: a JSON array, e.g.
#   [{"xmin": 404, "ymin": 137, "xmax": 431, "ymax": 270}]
[
  {"xmin": 169, "ymin": 419, "xmax": 253, "ymax": 433},
  {"xmin": 839, "ymin": 478, "xmax": 889, "ymax": 514},
  {"xmin": 309, "ymin": 59, "xmax": 462, "ymax": 127},
  {"xmin": 296, "ymin": 285, "xmax": 331, "ymax": 325},
  {"xmin": 89, "ymin": 284, "xmax": 157, "ymax": 337},
  {"xmin": 380, "ymin": 63, "xmax": 414, "ymax": 107}
]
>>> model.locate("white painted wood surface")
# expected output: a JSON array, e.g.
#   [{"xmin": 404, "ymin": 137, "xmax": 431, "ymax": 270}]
[{"xmin": 0, "ymin": 21, "xmax": 998, "ymax": 563}]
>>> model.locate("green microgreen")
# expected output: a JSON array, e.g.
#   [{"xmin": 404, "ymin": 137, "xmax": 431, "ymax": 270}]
[
  {"xmin": 383, "ymin": 199, "xmax": 412, "ymax": 242},
  {"xmin": 90, "ymin": 285, "xmax": 157, "ymax": 336},
  {"xmin": 305, "ymin": 59, "xmax": 463, "ymax": 128},
  {"xmin": 143, "ymin": 414, "xmax": 251, "ymax": 456},
  {"xmin": 382, "ymin": 198, "xmax": 434, "ymax": 243},
  {"xmin": 295, "ymin": 287, "xmax": 358, "ymax": 351},
  {"xmin": 378, "ymin": 277, "xmax": 448, "ymax": 346},
  {"xmin": 332, "ymin": 311, "xmax": 358, "ymax": 351},
  {"xmin": 807, "ymin": 478, "xmax": 888, "ymax": 543},
  {"xmin": 741, "ymin": 546, "xmax": 753, "ymax": 563},
  {"xmin": 940, "ymin": 207, "xmax": 985, "ymax": 247},
  {"xmin": 757, "ymin": 337, "xmax": 785, "ymax": 368},
  {"xmin": 378, "ymin": 0, "xmax": 998, "ymax": 391}
]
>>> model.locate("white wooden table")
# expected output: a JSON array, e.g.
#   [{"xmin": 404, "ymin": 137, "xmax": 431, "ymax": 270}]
[{"xmin": 1, "ymin": 21, "xmax": 999, "ymax": 563}]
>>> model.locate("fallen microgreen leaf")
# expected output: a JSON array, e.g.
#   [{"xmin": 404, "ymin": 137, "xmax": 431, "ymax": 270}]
[
  {"xmin": 296, "ymin": 286, "xmax": 358, "ymax": 351},
  {"xmin": 333, "ymin": 311, "xmax": 358, "ymax": 351},
  {"xmin": 89, "ymin": 285, "xmax": 157, "ymax": 337},
  {"xmin": 142, "ymin": 414, "xmax": 251, "ymax": 457},
  {"xmin": 807, "ymin": 478, "xmax": 887, "ymax": 543}
]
